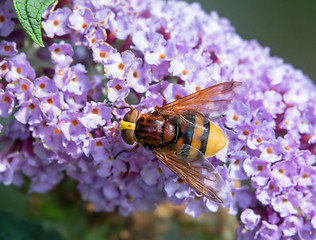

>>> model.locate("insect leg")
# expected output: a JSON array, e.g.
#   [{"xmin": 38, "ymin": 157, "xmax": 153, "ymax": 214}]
[
  {"xmin": 210, "ymin": 114, "xmax": 225, "ymax": 120},
  {"xmin": 112, "ymin": 105, "xmax": 134, "ymax": 110},
  {"xmin": 158, "ymin": 79, "xmax": 167, "ymax": 106},
  {"xmin": 114, "ymin": 144, "xmax": 140, "ymax": 159}
]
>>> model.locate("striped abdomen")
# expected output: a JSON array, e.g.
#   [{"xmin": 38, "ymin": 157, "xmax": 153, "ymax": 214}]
[{"xmin": 163, "ymin": 114, "xmax": 228, "ymax": 159}]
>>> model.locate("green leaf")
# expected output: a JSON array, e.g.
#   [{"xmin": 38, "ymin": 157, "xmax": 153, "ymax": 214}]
[{"xmin": 13, "ymin": 0, "xmax": 56, "ymax": 47}]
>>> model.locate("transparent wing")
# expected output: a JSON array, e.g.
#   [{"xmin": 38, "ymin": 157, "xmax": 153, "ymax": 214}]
[
  {"xmin": 152, "ymin": 145, "xmax": 231, "ymax": 203},
  {"xmin": 159, "ymin": 81, "xmax": 242, "ymax": 120}
]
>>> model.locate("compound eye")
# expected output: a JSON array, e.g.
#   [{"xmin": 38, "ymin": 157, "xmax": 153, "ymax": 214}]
[
  {"xmin": 121, "ymin": 129, "xmax": 135, "ymax": 145},
  {"xmin": 123, "ymin": 109, "xmax": 140, "ymax": 123},
  {"xmin": 120, "ymin": 109, "xmax": 140, "ymax": 145}
]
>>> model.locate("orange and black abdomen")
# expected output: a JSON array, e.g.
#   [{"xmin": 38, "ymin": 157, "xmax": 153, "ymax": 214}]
[
  {"xmin": 162, "ymin": 113, "xmax": 228, "ymax": 159},
  {"xmin": 167, "ymin": 113, "xmax": 210, "ymax": 159},
  {"xmin": 181, "ymin": 114, "xmax": 210, "ymax": 157},
  {"xmin": 135, "ymin": 113, "xmax": 165, "ymax": 146}
]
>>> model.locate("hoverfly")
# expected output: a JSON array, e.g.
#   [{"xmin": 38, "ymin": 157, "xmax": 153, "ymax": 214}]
[{"xmin": 119, "ymin": 81, "xmax": 241, "ymax": 203}]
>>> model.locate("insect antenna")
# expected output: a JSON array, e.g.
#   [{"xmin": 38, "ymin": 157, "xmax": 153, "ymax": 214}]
[{"xmin": 107, "ymin": 103, "xmax": 135, "ymax": 122}]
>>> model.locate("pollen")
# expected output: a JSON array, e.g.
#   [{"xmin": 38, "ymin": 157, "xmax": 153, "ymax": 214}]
[
  {"xmin": 255, "ymin": 120, "xmax": 259, "ymax": 125},
  {"xmin": 46, "ymin": 98, "xmax": 54, "ymax": 104},
  {"xmin": 115, "ymin": 84, "xmax": 122, "ymax": 91},
  {"xmin": 278, "ymin": 168, "xmax": 284, "ymax": 174},
  {"xmin": 91, "ymin": 38, "xmax": 96, "ymax": 44},
  {"xmin": 181, "ymin": 69, "xmax": 188, "ymax": 75},
  {"xmin": 0, "ymin": 16, "xmax": 5, "ymax": 23},
  {"xmin": 118, "ymin": 63, "xmax": 125, "ymax": 70},
  {"xmin": 82, "ymin": 22, "xmax": 87, "ymax": 29},
  {"xmin": 39, "ymin": 83, "xmax": 46, "ymax": 89},
  {"xmin": 195, "ymin": 86, "xmax": 201, "ymax": 91},
  {"xmin": 29, "ymin": 103, "xmax": 35, "ymax": 110},
  {"xmin": 54, "ymin": 128, "xmax": 61, "ymax": 134},
  {"xmin": 282, "ymin": 198, "xmax": 288, "ymax": 203},
  {"xmin": 234, "ymin": 159, "xmax": 240, "ymax": 165},
  {"xmin": 233, "ymin": 114, "xmax": 239, "ymax": 121},
  {"xmin": 3, "ymin": 96, "xmax": 10, "ymax": 103},
  {"xmin": 1, "ymin": 63, "xmax": 7, "ymax": 71},
  {"xmin": 99, "ymin": 52, "xmax": 106, "ymax": 58},
  {"xmin": 268, "ymin": 184, "xmax": 275, "ymax": 191},
  {"xmin": 266, "ymin": 147, "xmax": 273, "ymax": 154},
  {"xmin": 16, "ymin": 67, "xmax": 22, "ymax": 74},
  {"xmin": 4, "ymin": 45, "xmax": 10, "ymax": 52},
  {"xmin": 243, "ymin": 129, "xmax": 250, "ymax": 136},
  {"xmin": 159, "ymin": 54, "xmax": 166, "ymax": 59},
  {"xmin": 91, "ymin": 108, "xmax": 99, "ymax": 114},
  {"xmin": 58, "ymin": 70, "xmax": 64, "ymax": 76},
  {"xmin": 54, "ymin": 47, "xmax": 61, "ymax": 53},
  {"xmin": 257, "ymin": 165, "xmax": 263, "ymax": 171},
  {"xmin": 133, "ymin": 71, "xmax": 139, "ymax": 78},
  {"xmin": 53, "ymin": 20, "xmax": 60, "ymax": 26},
  {"xmin": 71, "ymin": 77, "xmax": 77, "ymax": 82},
  {"xmin": 72, "ymin": 119, "xmax": 79, "ymax": 126},
  {"xmin": 95, "ymin": 141, "xmax": 103, "ymax": 147},
  {"xmin": 284, "ymin": 145, "xmax": 290, "ymax": 150},
  {"xmin": 256, "ymin": 137, "xmax": 263, "ymax": 143},
  {"xmin": 302, "ymin": 173, "xmax": 309, "ymax": 179},
  {"xmin": 21, "ymin": 84, "xmax": 28, "ymax": 91}
]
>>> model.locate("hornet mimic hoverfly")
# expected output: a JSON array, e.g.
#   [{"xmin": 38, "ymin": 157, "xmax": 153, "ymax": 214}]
[{"xmin": 119, "ymin": 81, "xmax": 242, "ymax": 203}]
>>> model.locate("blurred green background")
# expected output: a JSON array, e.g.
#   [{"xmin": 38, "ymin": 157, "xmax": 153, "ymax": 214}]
[{"xmin": 1, "ymin": 1, "xmax": 315, "ymax": 240}]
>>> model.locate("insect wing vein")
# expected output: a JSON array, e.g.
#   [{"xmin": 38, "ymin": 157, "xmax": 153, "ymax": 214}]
[
  {"xmin": 159, "ymin": 81, "xmax": 242, "ymax": 120},
  {"xmin": 152, "ymin": 148, "xmax": 226, "ymax": 203}
]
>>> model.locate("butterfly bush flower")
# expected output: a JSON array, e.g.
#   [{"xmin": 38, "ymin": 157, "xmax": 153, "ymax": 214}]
[{"xmin": 0, "ymin": 0, "xmax": 315, "ymax": 238}]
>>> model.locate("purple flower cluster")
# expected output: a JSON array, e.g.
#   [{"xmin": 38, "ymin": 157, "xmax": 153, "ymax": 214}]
[{"xmin": 0, "ymin": 0, "xmax": 315, "ymax": 238}]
